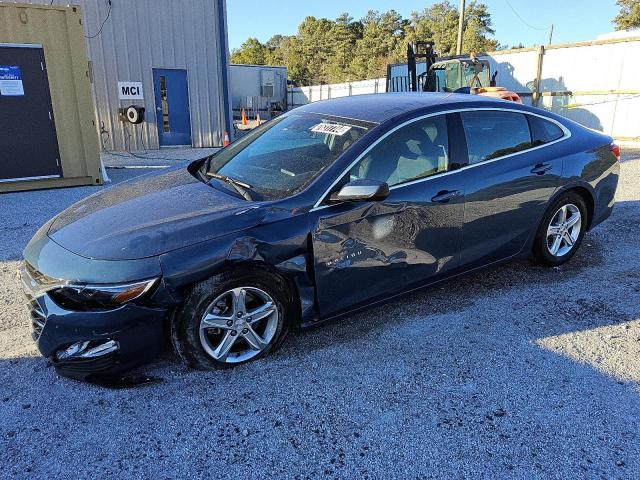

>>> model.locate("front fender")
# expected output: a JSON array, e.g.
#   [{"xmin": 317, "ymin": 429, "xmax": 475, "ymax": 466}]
[{"xmin": 158, "ymin": 214, "xmax": 319, "ymax": 325}]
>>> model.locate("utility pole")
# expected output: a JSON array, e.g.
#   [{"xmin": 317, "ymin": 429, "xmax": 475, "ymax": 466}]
[
  {"xmin": 456, "ymin": 0, "xmax": 466, "ymax": 55},
  {"xmin": 548, "ymin": 24, "xmax": 554, "ymax": 45}
]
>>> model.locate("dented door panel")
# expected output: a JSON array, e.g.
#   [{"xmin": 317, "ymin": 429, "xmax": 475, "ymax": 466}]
[{"xmin": 310, "ymin": 178, "xmax": 464, "ymax": 318}]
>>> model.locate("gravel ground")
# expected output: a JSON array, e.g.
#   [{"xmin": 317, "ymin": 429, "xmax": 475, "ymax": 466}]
[{"xmin": 0, "ymin": 149, "xmax": 639, "ymax": 479}]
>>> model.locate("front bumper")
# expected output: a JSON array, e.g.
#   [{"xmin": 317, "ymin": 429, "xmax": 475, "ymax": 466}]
[{"xmin": 19, "ymin": 266, "xmax": 168, "ymax": 382}]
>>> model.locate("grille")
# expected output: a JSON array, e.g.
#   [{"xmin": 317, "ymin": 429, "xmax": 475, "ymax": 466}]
[
  {"xmin": 18, "ymin": 262, "xmax": 53, "ymax": 341},
  {"xmin": 28, "ymin": 297, "xmax": 46, "ymax": 341}
]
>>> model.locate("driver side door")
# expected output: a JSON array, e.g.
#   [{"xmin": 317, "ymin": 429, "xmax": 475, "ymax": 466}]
[{"xmin": 309, "ymin": 114, "xmax": 466, "ymax": 318}]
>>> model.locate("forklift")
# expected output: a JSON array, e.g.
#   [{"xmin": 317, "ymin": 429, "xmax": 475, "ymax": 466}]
[{"xmin": 392, "ymin": 41, "xmax": 521, "ymax": 102}]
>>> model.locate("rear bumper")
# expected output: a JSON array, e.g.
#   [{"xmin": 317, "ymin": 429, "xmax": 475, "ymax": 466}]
[
  {"xmin": 24, "ymin": 286, "xmax": 167, "ymax": 382},
  {"xmin": 590, "ymin": 160, "xmax": 620, "ymax": 229}
]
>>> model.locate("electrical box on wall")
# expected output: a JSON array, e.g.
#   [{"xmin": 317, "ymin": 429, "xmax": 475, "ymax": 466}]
[
  {"xmin": 118, "ymin": 105, "xmax": 145, "ymax": 124},
  {"xmin": 0, "ymin": 3, "xmax": 101, "ymax": 193},
  {"xmin": 260, "ymin": 69, "xmax": 275, "ymax": 98}
]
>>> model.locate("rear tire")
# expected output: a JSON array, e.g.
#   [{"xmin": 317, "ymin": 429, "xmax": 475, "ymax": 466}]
[
  {"xmin": 171, "ymin": 269, "xmax": 291, "ymax": 370},
  {"xmin": 532, "ymin": 191, "xmax": 588, "ymax": 267}
]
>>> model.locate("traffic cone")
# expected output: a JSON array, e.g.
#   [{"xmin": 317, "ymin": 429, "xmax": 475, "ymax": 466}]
[
  {"xmin": 256, "ymin": 112, "xmax": 261, "ymax": 125},
  {"xmin": 223, "ymin": 131, "xmax": 230, "ymax": 147},
  {"xmin": 241, "ymin": 108, "xmax": 247, "ymax": 126}
]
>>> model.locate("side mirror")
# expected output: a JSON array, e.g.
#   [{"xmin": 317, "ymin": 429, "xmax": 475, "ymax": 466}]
[{"xmin": 329, "ymin": 179, "xmax": 390, "ymax": 203}]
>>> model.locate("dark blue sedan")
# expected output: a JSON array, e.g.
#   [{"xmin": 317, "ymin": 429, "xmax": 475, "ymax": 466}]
[{"xmin": 20, "ymin": 93, "xmax": 620, "ymax": 382}]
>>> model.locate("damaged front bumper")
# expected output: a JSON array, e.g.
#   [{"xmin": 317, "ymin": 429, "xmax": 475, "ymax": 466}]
[
  {"xmin": 27, "ymin": 287, "xmax": 167, "ymax": 381},
  {"xmin": 18, "ymin": 263, "xmax": 168, "ymax": 382}
]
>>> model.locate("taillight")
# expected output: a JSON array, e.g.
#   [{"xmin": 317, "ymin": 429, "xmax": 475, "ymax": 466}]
[{"xmin": 610, "ymin": 143, "xmax": 621, "ymax": 161}]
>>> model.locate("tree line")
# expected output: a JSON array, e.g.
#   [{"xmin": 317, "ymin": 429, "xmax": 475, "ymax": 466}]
[
  {"xmin": 230, "ymin": 1, "xmax": 498, "ymax": 85},
  {"xmin": 231, "ymin": 0, "xmax": 640, "ymax": 86}
]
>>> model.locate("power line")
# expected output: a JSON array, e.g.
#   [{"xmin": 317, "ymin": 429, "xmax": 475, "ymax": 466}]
[
  {"xmin": 503, "ymin": 0, "xmax": 548, "ymax": 31},
  {"xmin": 84, "ymin": 0, "xmax": 112, "ymax": 39}
]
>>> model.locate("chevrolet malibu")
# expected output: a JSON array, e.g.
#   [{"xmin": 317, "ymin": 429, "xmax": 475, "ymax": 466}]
[{"xmin": 20, "ymin": 93, "xmax": 620, "ymax": 382}]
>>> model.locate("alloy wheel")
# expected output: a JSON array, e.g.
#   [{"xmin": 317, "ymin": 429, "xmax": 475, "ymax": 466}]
[
  {"xmin": 546, "ymin": 203, "xmax": 582, "ymax": 257},
  {"xmin": 198, "ymin": 287, "xmax": 279, "ymax": 363}
]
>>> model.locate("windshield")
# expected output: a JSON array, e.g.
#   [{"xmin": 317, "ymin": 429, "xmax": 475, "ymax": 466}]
[
  {"xmin": 204, "ymin": 113, "xmax": 371, "ymax": 200},
  {"xmin": 462, "ymin": 61, "xmax": 490, "ymax": 88}
]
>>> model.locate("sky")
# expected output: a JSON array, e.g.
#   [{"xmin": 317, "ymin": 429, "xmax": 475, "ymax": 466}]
[{"xmin": 226, "ymin": 0, "xmax": 621, "ymax": 50}]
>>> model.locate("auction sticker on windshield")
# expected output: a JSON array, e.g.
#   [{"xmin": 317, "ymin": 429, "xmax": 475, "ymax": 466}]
[{"xmin": 310, "ymin": 123, "xmax": 352, "ymax": 136}]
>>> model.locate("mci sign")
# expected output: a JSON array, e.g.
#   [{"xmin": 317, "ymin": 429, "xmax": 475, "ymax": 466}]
[{"xmin": 118, "ymin": 81, "xmax": 144, "ymax": 100}]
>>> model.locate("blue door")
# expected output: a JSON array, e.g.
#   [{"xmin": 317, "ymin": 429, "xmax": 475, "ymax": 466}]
[{"xmin": 153, "ymin": 68, "xmax": 192, "ymax": 146}]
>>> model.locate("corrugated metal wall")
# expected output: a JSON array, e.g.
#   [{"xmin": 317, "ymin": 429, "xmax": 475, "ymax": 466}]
[{"xmin": 50, "ymin": 0, "xmax": 231, "ymax": 150}]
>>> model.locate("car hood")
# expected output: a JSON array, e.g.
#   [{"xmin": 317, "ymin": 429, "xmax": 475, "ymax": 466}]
[{"xmin": 47, "ymin": 167, "xmax": 269, "ymax": 260}]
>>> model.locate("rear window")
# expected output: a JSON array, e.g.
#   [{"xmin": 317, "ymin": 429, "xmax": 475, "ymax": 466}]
[
  {"xmin": 528, "ymin": 115, "xmax": 564, "ymax": 145},
  {"xmin": 461, "ymin": 111, "xmax": 532, "ymax": 164}
]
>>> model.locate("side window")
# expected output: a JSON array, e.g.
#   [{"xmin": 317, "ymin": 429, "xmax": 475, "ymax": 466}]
[
  {"xmin": 350, "ymin": 115, "xmax": 449, "ymax": 187},
  {"xmin": 528, "ymin": 115, "xmax": 564, "ymax": 146},
  {"xmin": 444, "ymin": 62, "xmax": 460, "ymax": 91},
  {"xmin": 462, "ymin": 62, "xmax": 490, "ymax": 88},
  {"xmin": 461, "ymin": 111, "xmax": 532, "ymax": 164},
  {"xmin": 427, "ymin": 67, "xmax": 446, "ymax": 92}
]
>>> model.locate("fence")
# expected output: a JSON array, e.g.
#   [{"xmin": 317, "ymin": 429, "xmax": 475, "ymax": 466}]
[
  {"xmin": 288, "ymin": 78, "xmax": 386, "ymax": 109},
  {"xmin": 481, "ymin": 38, "xmax": 639, "ymax": 141},
  {"xmin": 299, "ymin": 37, "xmax": 640, "ymax": 141}
]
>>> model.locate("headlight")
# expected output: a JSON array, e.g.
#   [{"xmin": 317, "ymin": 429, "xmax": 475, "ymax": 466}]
[{"xmin": 49, "ymin": 278, "xmax": 158, "ymax": 310}]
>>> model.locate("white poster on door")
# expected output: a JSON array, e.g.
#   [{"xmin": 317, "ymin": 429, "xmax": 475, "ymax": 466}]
[{"xmin": 0, "ymin": 65, "xmax": 25, "ymax": 96}]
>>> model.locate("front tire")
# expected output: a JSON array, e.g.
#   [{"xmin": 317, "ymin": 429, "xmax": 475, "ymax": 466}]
[
  {"xmin": 532, "ymin": 191, "xmax": 588, "ymax": 267},
  {"xmin": 171, "ymin": 269, "xmax": 291, "ymax": 369}
]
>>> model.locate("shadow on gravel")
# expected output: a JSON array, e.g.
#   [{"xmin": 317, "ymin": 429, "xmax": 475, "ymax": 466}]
[
  {"xmin": 1, "ymin": 183, "xmax": 639, "ymax": 477},
  {"xmin": 288, "ymin": 222, "xmax": 622, "ymax": 354}
]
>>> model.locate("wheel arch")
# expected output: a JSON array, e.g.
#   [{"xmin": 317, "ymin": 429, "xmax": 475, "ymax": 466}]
[
  {"xmin": 555, "ymin": 184, "xmax": 595, "ymax": 230},
  {"xmin": 522, "ymin": 182, "xmax": 596, "ymax": 256},
  {"xmin": 219, "ymin": 260, "xmax": 304, "ymax": 327},
  {"xmin": 159, "ymin": 225, "xmax": 320, "ymax": 329}
]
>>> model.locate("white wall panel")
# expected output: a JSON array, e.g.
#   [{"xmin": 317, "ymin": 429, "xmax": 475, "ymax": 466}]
[{"xmin": 303, "ymin": 40, "xmax": 640, "ymax": 140}]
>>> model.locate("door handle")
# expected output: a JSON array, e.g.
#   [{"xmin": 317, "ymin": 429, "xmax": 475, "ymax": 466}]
[
  {"xmin": 431, "ymin": 190, "xmax": 460, "ymax": 203},
  {"xmin": 531, "ymin": 163, "xmax": 552, "ymax": 175}
]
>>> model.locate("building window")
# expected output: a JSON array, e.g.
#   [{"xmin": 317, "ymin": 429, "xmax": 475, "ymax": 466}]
[{"xmin": 160, "ymin": 75, "xmax": 170, "ymax": 133}]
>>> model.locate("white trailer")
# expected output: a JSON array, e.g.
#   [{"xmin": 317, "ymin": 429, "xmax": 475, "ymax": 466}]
[{"xmin": 230, "ymin": 64, "xmax": 287, "ymax": 120}]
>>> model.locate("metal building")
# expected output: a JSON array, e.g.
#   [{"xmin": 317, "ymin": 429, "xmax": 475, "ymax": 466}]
[
  {"xmin": 0, "ymin": 4, "xmax": 101, "ymax": 192},
  {"xmin": 49, "ymin": 0, "xmax": 233, "ymax": 150},
  {"xmin": 229, "ymin": 64, "xmax": 287, "ymax": 120}
]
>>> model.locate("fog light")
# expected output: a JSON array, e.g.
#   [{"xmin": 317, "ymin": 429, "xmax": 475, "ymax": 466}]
[
  {"xmin": 56, "ymin": 340, "xmax": 119, "ymax": 361},
  {"xmin": 57, "ymin": 341, "xmax": 90, "ymax": 360}
]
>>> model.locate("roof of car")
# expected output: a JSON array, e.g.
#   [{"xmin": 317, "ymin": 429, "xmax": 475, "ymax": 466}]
[{"xmin": 295, "ymin": 92, "xmax": 525, "ymax": 124}]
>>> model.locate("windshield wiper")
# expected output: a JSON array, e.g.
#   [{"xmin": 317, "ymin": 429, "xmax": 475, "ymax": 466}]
[{"xmin": 206, "ymin": 172, "xmax": 253, "ymax": 201}]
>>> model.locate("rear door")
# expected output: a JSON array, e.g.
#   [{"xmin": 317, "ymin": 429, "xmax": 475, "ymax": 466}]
[
  {"xmin": 310, "ymin": 114, "xmax": 465, "ymax": 317},
  {"xmin": 458, "ymin": 109, "xmax": 566, "ymax": 268},
  {"xmin": 0, "ymin": 44, "xmax": 61, "ymax": 182}
]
